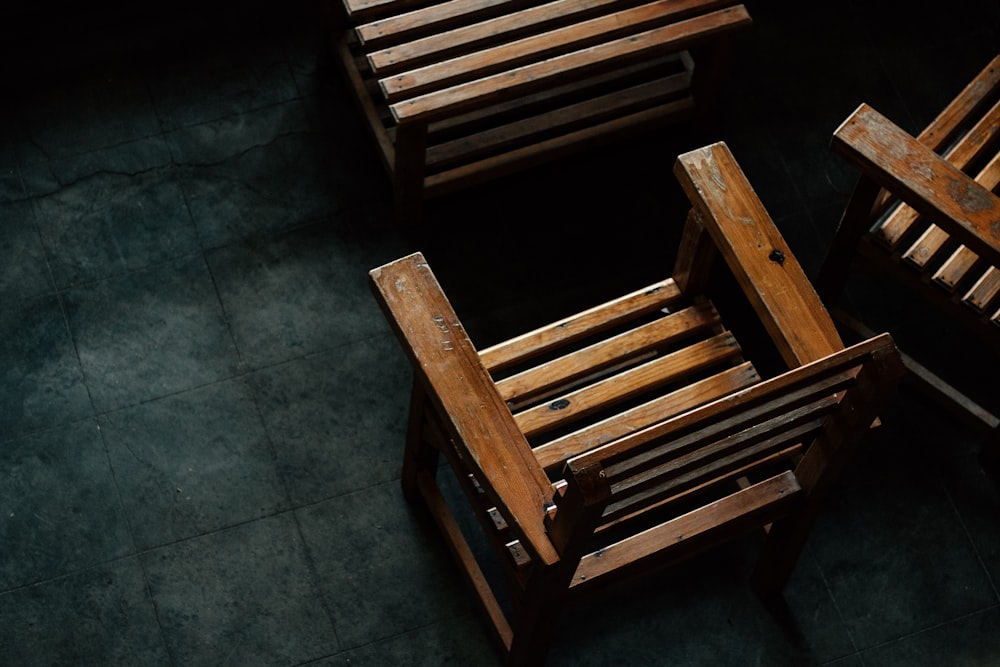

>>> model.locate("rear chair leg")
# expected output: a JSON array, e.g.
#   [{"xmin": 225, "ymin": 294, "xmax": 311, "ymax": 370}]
[{"xmin": 401, "ymin": 378, "xmax": 439, "ymax": 503}]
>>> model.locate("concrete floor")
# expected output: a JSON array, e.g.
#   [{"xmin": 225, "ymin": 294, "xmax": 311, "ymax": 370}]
[{"xmin": 1, "ymin": 1, "xmax": 999, "ymax": 664}]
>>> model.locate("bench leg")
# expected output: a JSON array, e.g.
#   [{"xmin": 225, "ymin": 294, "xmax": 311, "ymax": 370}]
[{"xmin": 393, "ymin": 122, "xmax": 428, "ymax": 225}]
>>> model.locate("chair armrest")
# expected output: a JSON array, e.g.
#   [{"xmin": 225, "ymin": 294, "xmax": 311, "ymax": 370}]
[
  {"xmin": 672, "ymin": 142, "xmax": 844, "ymax": 367},
  {"xmin": 369, "ymin": 252, "xmax": 559, "ymax": 564},
  {"xmin": 831, "ymin": 103, "xmax": 1000, "ymax": 265}
]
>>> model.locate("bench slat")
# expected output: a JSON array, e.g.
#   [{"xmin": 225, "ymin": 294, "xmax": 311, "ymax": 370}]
[
  {"xmin": 388, "ymin": 6, "xmax": 750, "ymax": 122},
  {"xmin": 368, "ymin": 0, "xmax": 734, "ymax": 75}
]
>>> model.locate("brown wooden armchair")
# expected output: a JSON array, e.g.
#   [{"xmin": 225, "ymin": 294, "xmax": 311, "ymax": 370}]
[
  {"xmin": 816, "ymin": 55, "xmax": 1000, "ymax": 467},
  {"xmin": 370, "ymin": 142, "xmax": 904, "ymax": 666}
]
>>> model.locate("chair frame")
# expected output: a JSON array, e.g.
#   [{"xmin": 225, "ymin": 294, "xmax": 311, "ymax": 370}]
[{"xmin": 371, "ymin": 142, "xmax": 904, "ymax": 665}]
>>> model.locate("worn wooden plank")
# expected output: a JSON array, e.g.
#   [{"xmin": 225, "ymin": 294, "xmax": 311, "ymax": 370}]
[
  {"xmin": 512, "ymin": 332, "xmax": 745, "ymax": 438},
  {"xmin": 533, "ymin": 362, "xmax": 761, "ymax": 472},
  {"xmin": 367, "ymin": 0, "xmax": 736, "ymax": 75},
  {"xmin": 832, "ymin": 103, "xmax": 1000, "ymax": 265},
  {"xmin": 674, "ymin": 142, "xmax": 844, "ymax": 366},
  {"xmin": 369, "ymin": 252, "xmax": 559, "ymax": 563},
  {"xmin": 495, "ymin": 302, "xmax": 722, "ymax": 401},
  {"xmin": 388, "ymin": 5, "xmax": 750, "ymax": 122},
  {"xmin": 479, "ymin": 278, "xmax": 683, "ymax": 371},
  {"xmin": 569, "ymin": 471, "xmax": 801, "ymax": 589}
]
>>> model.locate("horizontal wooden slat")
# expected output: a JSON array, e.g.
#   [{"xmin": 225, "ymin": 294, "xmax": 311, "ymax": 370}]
[
  {"xmin": 356, "ymin": 0, "xmax": 517, "ymax": 48},
  {"xmin": 425, "ymin": 71, "xmax": 691, "ymax": 171},
  {"xmin": 367, "ymin": 0, "xmax": 736, "ymax": 75},
  {"xmin": 513, "ymin": 332, "xmax": 744, "ymax": 438},
  {"xmin": 533, "ymin": 362, "xmax": 761, "ymax": 472},
  {"xmin": 963, "ymin": 266, "xmax": 1000, "ymax": 314},
  {"xmin": 495, "ymin": 302, "xmax": 722, "ymax": 401},
  {"xmin": 389, "ymin": 6, "xmax": 750, "ymax": 122},
  {"xmin": 569, "ymin": 471, "xmax": 801, "ymax": 589},
  {"xmin": 378, "ymin": 0, "xmax": 720, "ymax": 94},
  {"xmin": 479, "ymin": 278, "xmax": 683, "ymax": 371},
  {"xmin": 423, "ymin": 99, "xmax": 694, "ymax": 197},
  {"xmin": 599, "ymin": 442, "xmax": 802, "ymax": 527},
  {"xmin": 932, "ymin": 245, "xmax": 981, "ymax": 291}
]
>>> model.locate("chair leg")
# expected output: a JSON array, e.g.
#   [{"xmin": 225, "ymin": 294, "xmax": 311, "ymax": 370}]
[
  {"xmin": 980, "ymin": 428, "xmax": 1000, "ymax": 471},
  {"xmin": 505, "ymin": 573, "xmax": 568, "ymax": 667},
  {"xmin": 400, "ymin": 379, "xmax": 439, "ymax": 503}
]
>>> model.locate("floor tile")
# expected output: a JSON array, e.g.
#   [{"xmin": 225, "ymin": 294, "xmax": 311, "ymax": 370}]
[
  {"xmin": 99, "ymin": 377, "xmax": 289, "ymax": 550},
  {"xmin": 62, "ymin": 254, "xmax": 242, "ymax": 413},
  {"xmin": 178, "ymin": 134, "xmax": 351, "ymax": 249},
  {"xmin": 208, "ymin": 222, "xmax": 389, "ymax": 369},
  {"xmin": 0, "ymin": 292, "xmax": 92, "ymax": 439},
  {"xmin": 0, "ymin": 419, "xmax": 132, "ymax": 589},
  {"xmin": 860, "ymin": 606, "xmax": 1000, "ymax": 666},
  {"xmin": 248, "ymin": 335, "xmax": 410, "ymax": 506},
  {"xmin": 33, "ymin": 167, "xmax": 198, "ymax": 288},
  {"xmin": 147, "ymin": 36, "xmax": 299, "ymax": 131},
  {"xmin": 296, "ymin": 480, "xmax": 475, "ymax": 650},
  {"xmin": 142, "ymin": 512, "xmax": 338, "ymax": 666},
  {"xmin": 13, "ymin": 61, "xmax": 159, "ymax": 165},
  {"xmin": 18, "ymin": 135, "xmax": 174, "ymax": 199},
  {"xmin": 0, "ymin": 557, "xmax": 170, "ymax": 666},
  {"xmin": 0, "ymin": 199, "xmax": 52, "ymax": 297},
  {"xmin": 330, "ymin": 613, "xmax": 501, "ymax": 666},
  {"xmin": 807, "ymin": 402, "xmax": 997, "ymax": 650},
  {"xmin": 164, "ymin": 99, "xmax": 312, "ymax": 166}
]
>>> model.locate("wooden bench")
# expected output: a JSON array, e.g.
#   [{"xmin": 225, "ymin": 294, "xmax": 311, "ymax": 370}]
[
  {"xmin": 816, "ymin": 54, "xmax": 1000, "ymax": 467},
  {"xmin": 370, "ymin": 142, "xmax": 904, "ymax": 665},
  {"xmin": 325, "ymin": 0, "xmax": 752, "ymax": 223}
]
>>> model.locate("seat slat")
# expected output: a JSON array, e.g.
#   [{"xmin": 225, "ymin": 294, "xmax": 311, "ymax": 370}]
[
  {"xmin": 479, "ymin": 279, "xmax": 683, "ymax": 371},
  {"xmin": 963, "ymin": 266, "xmax": 1000, "ymax": 314},
  {"xmin": 932, "ymin": 245, "xmax": 982, "ymax": 292},
  {"xmin": 377, "ymin": 0, "xmax": 724, "ymax": 94},
  {"xmin": 356, "ymin": 0, "xmax": 518, "ymax": 48},
  {"xmin": 512, "ymin": 332, "xmax": 744, "ymax": 438},
  {"xmin": 368, "ymin": 0, "xmax": 734, "ymax": 75},
  {"xmin": 495, "ymin": 302, "xmax": 723, "ymax": 402},
  {"xmin": 533, "ymin": 362, "xmax": 761, "ymax": 472},
  {"xmin": 367, "ymin": 0, "xmax": 621, "ymax": 72}
]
